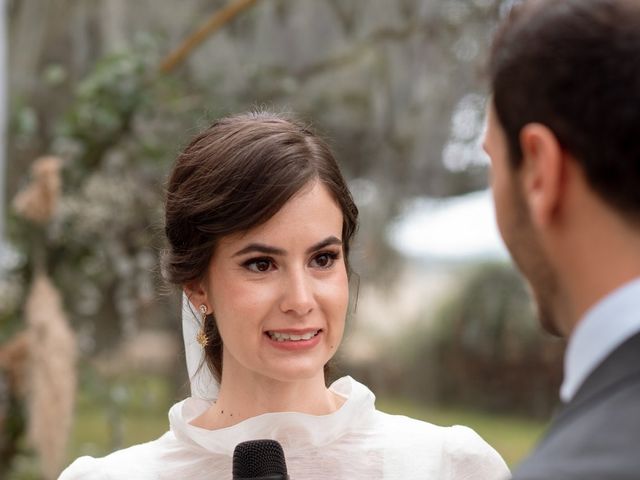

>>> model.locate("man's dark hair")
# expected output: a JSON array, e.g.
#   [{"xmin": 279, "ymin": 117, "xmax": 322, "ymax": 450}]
[{"xmin": 489, "ymin": 0, "xmax": 640, "ymax": 219}]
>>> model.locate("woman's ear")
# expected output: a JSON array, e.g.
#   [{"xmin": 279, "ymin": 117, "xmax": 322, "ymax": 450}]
[{"xmin": 183, "ymin": 280, "xmax": 209, "ymax": 313}]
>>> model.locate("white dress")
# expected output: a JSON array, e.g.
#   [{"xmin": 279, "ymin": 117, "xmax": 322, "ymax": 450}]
[{"xmin": 59, "ymin": 376, "xmax": 509, "ymax": 480}]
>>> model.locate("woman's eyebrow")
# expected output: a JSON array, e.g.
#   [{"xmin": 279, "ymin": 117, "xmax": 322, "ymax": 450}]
[
  {"xmin": 232, "ymin": 244, "xmax": 285, "ymax": 257},
  {"xmin": 232, "ymin": 236, "xmax": 342, "ymax": 258},
  {"xmin": 305, "ymin": 236, "xmax": 342, "ymax": 254}
]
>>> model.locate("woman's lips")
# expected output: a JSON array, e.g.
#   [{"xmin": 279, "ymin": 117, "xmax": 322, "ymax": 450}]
[
  {"xmin": 266, "ymin": 329, "xmax": 321, "ymax": 342},
  {"xmin": 264, "ymin": 329, "xmax": 323, "ymax": 349}
]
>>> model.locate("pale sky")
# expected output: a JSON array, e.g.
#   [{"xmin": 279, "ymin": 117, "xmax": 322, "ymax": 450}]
[{"xmin": 389, "ymin": 189, "xmax": 509, "ymax": 261}]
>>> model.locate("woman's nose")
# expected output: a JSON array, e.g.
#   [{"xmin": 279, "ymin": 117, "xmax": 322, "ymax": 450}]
[{"xmin": 279, "ymin": 269, "xmax": 315, "ymax": 316}]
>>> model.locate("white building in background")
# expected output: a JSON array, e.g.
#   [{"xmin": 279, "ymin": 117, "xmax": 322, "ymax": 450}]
[
  {"xmin": 0, "ymin": 0, "xmax": 18, "ymax": 277},
  {"xmin": 345, "ymin": 189, "xmax": 509, "ymax": 362},
  {"xmin": 0, "ymin": 0, "xmax": 9, "ymax": 274}
]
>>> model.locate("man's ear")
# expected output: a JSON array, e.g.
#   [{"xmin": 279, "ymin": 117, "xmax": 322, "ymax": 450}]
[
  {"xmin": 519, "ymin": 123, "xmax": 565, "ymax": 228},
  {"xmin": 183, "ymin": 279, "xmax": 209, "ymax": 313}
]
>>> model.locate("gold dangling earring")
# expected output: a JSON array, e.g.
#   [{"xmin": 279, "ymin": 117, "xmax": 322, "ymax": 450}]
[{"xmin": 197, "ymin": 304, "xmax": 209, "ymax": 348}]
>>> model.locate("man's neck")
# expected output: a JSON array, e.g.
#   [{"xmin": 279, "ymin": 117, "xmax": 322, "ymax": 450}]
[
  {"xmin": 542, "ymin": 163, "xmax": 640, "ymax": 334},
  {"xmin": 557, "ymin": 224, "xmax": 640, "ymax": 336}
]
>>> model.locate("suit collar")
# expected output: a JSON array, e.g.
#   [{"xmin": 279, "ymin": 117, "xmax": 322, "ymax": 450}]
[
  {"xmin": 570, "ymin": 331, "xmax": 640, "ymax": 406},
  {"xmin": 547, "ymin": 331, "xmax": 640, "ymax": 436},
  {"xmin": 561, "ymin": 276, "xmax": 640, "ymax": 402}
]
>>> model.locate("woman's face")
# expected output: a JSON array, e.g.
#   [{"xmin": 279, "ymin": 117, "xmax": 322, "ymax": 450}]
[{"xmin": 201, "ymin": 180, "xmax": 349, "ymax": 385}]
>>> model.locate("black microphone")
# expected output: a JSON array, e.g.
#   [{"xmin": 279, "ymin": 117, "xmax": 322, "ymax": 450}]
[{"xmin": 232, "ymin": 439, "xmax": 290, "ymax": 480}]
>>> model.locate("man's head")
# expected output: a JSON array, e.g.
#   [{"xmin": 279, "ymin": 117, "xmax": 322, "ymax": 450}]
[{"xmin": 484, "ymin": 0, "xmax": 640, "ymax": 335}]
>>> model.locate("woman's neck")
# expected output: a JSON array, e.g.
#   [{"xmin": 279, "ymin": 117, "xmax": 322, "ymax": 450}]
[{"xmin": 190, "ymin": 368, "xmax": 343, "ymax": 430}]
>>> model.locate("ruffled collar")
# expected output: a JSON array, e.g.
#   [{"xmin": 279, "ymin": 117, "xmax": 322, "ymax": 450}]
[{"xmin": 168, "ymin": 376, "xmax": 376, "ymax": 456}]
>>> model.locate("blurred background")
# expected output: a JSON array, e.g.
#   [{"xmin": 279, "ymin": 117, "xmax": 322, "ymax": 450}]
[{"xmin": 0, "ymin": 0, "xmax": 565, "ymax": 478}]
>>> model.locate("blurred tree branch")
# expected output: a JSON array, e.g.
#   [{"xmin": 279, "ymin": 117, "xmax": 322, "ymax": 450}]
[{"xmin": 159, "ymin": 0, "xmax": 261, "ymax": 74}]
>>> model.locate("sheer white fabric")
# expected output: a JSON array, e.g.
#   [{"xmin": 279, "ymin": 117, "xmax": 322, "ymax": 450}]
[
  {"xmin": 59, "ymin": 377, "xmax": 509, "ymax": 480},
  {"xmin": 182, "ymin": 294, "xmax": 219, "ymax": 400}
]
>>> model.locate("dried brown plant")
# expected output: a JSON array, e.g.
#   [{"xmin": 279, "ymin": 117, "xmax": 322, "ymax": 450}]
[
  {"xmin": 13, "ymin": 156, "xmax": 63, "ymax": 225},
  {"xmin": 25, "ymin": 273, "xmax": 77, "ymax": 480},
  {"xmin": 0, "ymin": 331, "xmax": 30, "ymax": 396},
  {"xmin": 0, "ymin": 331, "xmax": 30, "ymax": 455}
]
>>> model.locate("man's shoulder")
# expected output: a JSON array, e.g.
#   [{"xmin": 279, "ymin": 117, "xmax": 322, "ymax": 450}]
[
  {"xmin": 513, "ymin": 363, "xmax": 640, "ymax": 480},
  {"xmin": 514, "ymin": 423, "xmax": 640, "ymax": 480}
]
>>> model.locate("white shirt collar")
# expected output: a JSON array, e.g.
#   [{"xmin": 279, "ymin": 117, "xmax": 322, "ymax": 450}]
[{"xmin": 560, "ymin": 276, "xmax": 640, "ymax": 402}]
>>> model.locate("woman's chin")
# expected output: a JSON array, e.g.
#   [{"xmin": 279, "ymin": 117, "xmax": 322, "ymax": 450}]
[{"xmin": 256, "ymin": 359, "xmax": 330, "ymax": 384}]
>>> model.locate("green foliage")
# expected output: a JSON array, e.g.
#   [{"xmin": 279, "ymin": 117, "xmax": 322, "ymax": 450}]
[
  {"xmin": 55, "ymin": 39, "xmax": 161, "ymax": 183},
  {"xmin": 67, "ymin": 368, "xmax": 174, "ymax": 458},
  {"xmin": 10, "ymin": 103, "xmax": 39, "ymax": 148},
  {"xmin": 4, "ymin": 448, "xmax": 42, "ymax": 480},
  {"xmin": 401, "ymin": 262, "xmax": 565, "ymax": 417},
  {"xmin": 25, "ymin": 39, "xmax": 193, "ymax": 347},
  {"xmin": 434, "ymin": 262, "xmax": 540, "ymax": 356},
  {"xmin": 0, "ymin": 273, "xmax": 23, "ymax": 343},
  {"xmin": 2, "ymin": 39, "xmax": 194, "ymax": 478}
]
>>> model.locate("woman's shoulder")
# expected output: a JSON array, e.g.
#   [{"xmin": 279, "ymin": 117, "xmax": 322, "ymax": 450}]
[
  {"xmin": 370, "ymin": 409, "xmax": 449, "ymax": 438},
  {"xmin": 58, "ymin": 431, "xmax": 186, "ymax": 480},
  {"xmin": 372, "ymin": 408, "xmax": 489, "ymax": 447},
  {"xmin": 371, "ymin": 411, "xmax": 509, "ymax": 478},
  {"xmin": 441, "ymin": 424, "xmax": 510, "ymax": 478},
  {"xmin": 59, "ymin": 455, "xmax": 108, "ymax": 480}
]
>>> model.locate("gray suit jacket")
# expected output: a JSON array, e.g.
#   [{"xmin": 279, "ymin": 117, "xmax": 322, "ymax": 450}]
[{"xmin": 513, "ymin": 331, "xmax": 640, "ymax": 479}]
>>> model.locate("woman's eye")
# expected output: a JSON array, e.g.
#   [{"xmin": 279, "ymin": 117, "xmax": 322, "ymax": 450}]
[
  {"xmin": 311, "ymin": 252, "xmax": 339, "ymax": 269},
  {"xmin": 245, "ymin": 258, "xmax": 274, "ymax": 272}
]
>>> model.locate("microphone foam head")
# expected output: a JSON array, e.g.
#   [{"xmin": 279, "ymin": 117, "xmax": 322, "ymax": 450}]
[{"xmin": 232, "ymin": 439, "xmax": 288, "ymax": 479}]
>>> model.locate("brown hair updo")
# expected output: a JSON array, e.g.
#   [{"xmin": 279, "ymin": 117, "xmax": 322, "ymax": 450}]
[{"xmin": 162, "ymin": 111, "xmax": 359, "ymax": 382}]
